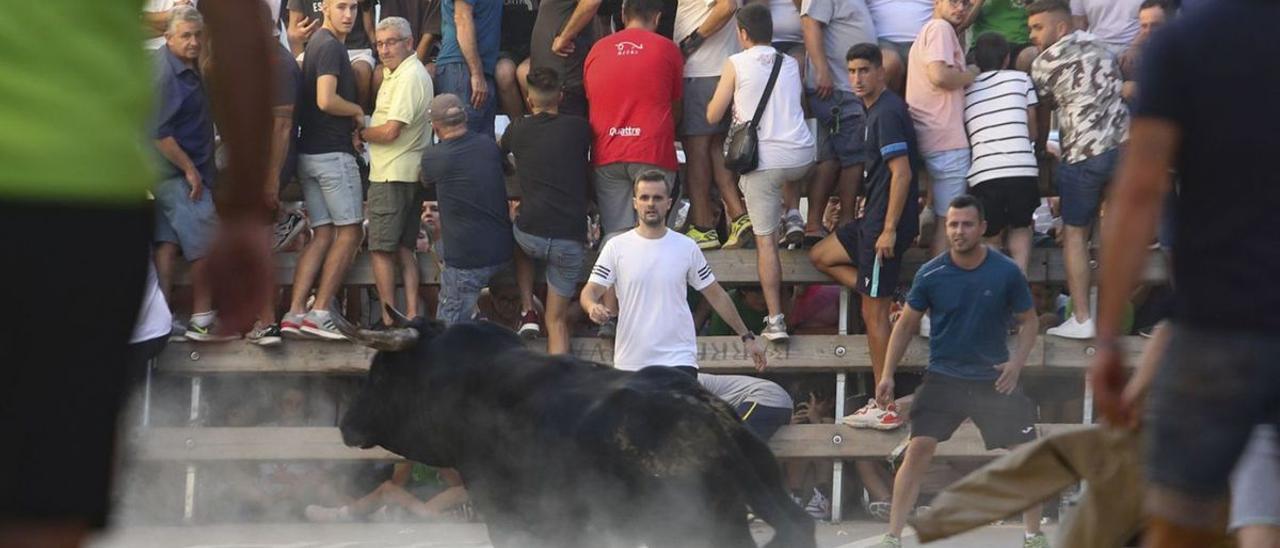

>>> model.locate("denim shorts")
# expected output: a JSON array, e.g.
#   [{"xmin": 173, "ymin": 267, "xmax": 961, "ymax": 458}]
[
  {"xmin": 513, "ymin": 224, "xmax": 586, "ymax": 298},
  {"xmin": 923, "ymin": 148, "xmax": 971, "ymax": 216},
  {"xmin": 435, "ymin": 62, "xmax": 497, "ymax": 139},
  {"xmin": 299, "ymin": 152, "xmax": 364, "ymax": 227},
  {"xmin": 437, "ymin": 261, "xmax": 509, "ymax": 325},
  {"xmin": 1146, "ymin": 323, "xmax": 1280, "ymax": 529},
  {"xmin": 1230, "ymin": 425, "xmax": 1280, "ymax": 531},
  {"xmin": 681, "ymin": 76, "xmax": 731, "ymax": 136},
  {"xmin": 154, "ymin": 174, "xmax": 217, "ymax": 261},
  {"xmin": 1055, "ymin": 147, "xmax": 1118, "ymax": 227},
  {"xmin": 807, "ymin": 89, "xmax": 867, "ymax": 168}
]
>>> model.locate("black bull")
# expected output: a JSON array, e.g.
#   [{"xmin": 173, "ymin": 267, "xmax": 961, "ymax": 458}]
[{"xmin": 336, "ymin": 316, "xmax": 815, "ymax": 548}]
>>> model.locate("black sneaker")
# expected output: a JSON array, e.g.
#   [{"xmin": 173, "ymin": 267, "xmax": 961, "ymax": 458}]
[
  {"xmin": 597, "ymin": 318, "xmax": 617, "ymax": 339},
  {"xmin": 247, "ymin": 323, "xmax": 283, "ymax": 346}
]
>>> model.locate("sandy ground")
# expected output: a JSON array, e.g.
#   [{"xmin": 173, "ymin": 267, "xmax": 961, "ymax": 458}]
[{"xmin": 90, "ymin": 520, "xmax": 1056, "ymax": 548}]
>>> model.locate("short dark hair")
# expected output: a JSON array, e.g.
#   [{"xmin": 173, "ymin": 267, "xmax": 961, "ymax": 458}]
[
  {"xmin": 948, "ymin": 194, "xmax": 986, "ymax": 221},
  {"xmin": 735, "ymin": 4, "xmax": 773, "ymax": 44},
  {"xmin": 633, "ymin": 169, "xmax": 671, "ymax": 195},
  {"xmin": 845, "ymin": 42, "xmax": 882, "ymax": 67},
  {"xmin": 1026, "ymin": 0, "xmax": 1070, "ymax": 17},
  {"xmin": 972, "ymin": 32, "xmax": 1010, "ymax": 72},
  {"xmin": 525, "ymin": 67, "xmax": 562, "ymax": 103},
  {"xmin": 1139, "ymin": 0, "xmax": 1169, "ymax": 12},
  {"xmin": 622, "ymin": 0, "xmax": 663, "ymax": 21}
]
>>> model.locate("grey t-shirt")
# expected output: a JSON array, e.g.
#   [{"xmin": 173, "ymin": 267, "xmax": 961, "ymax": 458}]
[
  {"xmin": 800, "ymin": 0, "xmax": 877, "ymax": 93},
  {"xmin": 529, "ymin": 0, "xmax": 594, "ymax": 93},
  {"xmin": 697, "ymin": 374, "xmax": 794, "ymax": 409}
]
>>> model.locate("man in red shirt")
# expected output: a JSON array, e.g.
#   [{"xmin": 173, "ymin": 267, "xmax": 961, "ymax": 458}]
[{"xmin": 584, "ymin": 0, "xmax": 683, "ymax": 243}]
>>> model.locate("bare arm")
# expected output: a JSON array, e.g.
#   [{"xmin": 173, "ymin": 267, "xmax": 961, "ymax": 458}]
[
  {"xmin": 316, "ymin": 74, "xmax": 365, "ymax": 116},
  {"xmin": 361, "ymin": 120, "xmax": 407, "ymax": 143},
  {"xmin": 801, "ymin": 16, "xmax": 832, "ymax": 97},
  {"xmin": 925, "ymin": 60, "xmax": 977, "ymax": 91},
  {"xmin": 956, "ymin": 0, "xmax": 985, "ymax": 34},
  {"xmin": 265, "ymin": 105, "xmax": 294, "ymax": 206},
  {"xmin": 705, "ymin": 59, "xmax": 736, "ymax": 124},
  {"xmin": 287, "ymin": 10, "xmax": 319, "ymax": 57},
  {"xmin": 1026, "ymin": 105, "xmax": 1038, "ymax": 143},
  {"xmin": 416, "ymin": 33, "xmax": 437, "ymax": 61},
  {"xmin": 876, "ymin": 305, "xmax": 923, "ymax": 403},
  {"xmin": 154, "ymin": 136, "xmax": 199, "ymax": 178},
  {"xmin": 579, "ymin": 281, "xmax": 613, "ymax": 324},
  {"xmin": 993, "ymin": 307, "xmax": 1039, "ymax": 395},
  {"xmin": 142, "ymin": 11, "xmax": 172, "ymax": 37},
  {"xmin": 551, "ymin": 0, "xmax": 604, "ymax": 56},
  {"xmin": 874, "ymin": 155, "xmax": 912, "ymax": 259},
  {"xmin": 696, "ymin": 0, "xmax": 738, "ymax": 39},
  {"xmin": 453, "ymin": 0, "xmax": 489, "ymax": 108}
]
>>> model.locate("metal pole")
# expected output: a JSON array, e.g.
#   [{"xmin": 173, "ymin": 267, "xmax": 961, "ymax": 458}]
[
  {"xmin": 141, "ymin": 358, "xmax": 154, "ymax": 428},
  {"xmin": 183, "ymin": 376, "xmax": 202, "ymax": 524},
  {"xmin": 831, "ymin": 288, "xmax": 852, "ymax": 522}
]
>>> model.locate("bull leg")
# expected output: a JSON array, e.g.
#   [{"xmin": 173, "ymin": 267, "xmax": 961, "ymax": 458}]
[{"xmin": 730, "ymin": 430, "xmax": 816, "ymax": 548}]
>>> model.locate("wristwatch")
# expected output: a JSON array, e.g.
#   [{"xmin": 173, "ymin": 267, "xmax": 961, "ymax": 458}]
[{"xmin": 740, "ymin": 332, "xmax": 756, "ymax": 343}]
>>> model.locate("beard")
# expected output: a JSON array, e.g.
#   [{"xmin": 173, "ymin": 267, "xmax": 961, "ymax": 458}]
[{"xmin": 639, "ymin": 211, "xmax": 664, "ymax": 227}]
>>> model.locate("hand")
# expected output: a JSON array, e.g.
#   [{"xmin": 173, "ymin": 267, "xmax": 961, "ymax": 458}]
[
  {"xmin": 875, "ymin": 230, "xmax": 897, "ymax": 260},
  {"xmin": 288, "ymin": 16, "xmax": 320, "ymax": 50},
  {"xmin": 587, "ymin": 302, "xmax": 614, "ymax": 325},
  {"xmin": 814, "ymin": 68, "xmax": 834, "ymax": 99},
  {"xmin": 469, "ymin": 72, "xmax": 489, "ymax": 110},
  {"xmin": 551, "ymin": 35, "xmax": 575, "ymax": 57},
  {"xmin": 1091, "ymin": 344, "xmax": 1138, "ymax": 429},
  {"xmin": 352, "ymin": 129, "xmax": 365, "ymax": 154},
  {"xmin": 205, "ymin": 217, "xmax": 274, "ymax": 335},
  {"xmin": 791, "ymin": 398, "xmax": 812, "ymax": 424},
  {"xmin": 744, "ymin": 336, "xmax": 767, "ymax": 372},
  {"xmin": 352, "ymin": 115, "xmax": 366, "ymax": 130},
  {"xmin": 875, "ymin": 377, "xmax": 895, "ymax": 407},
  {"xmin": 184, "ymin": 168, "xmax": 204, "ymax": 201},
  {"xmin": 993, "ymin": 361, "xmax": 1023, "ymax": 395}
]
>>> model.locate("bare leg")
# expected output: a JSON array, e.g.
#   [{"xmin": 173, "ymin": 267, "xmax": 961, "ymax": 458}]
[
  {"xmin": 311, "ymin": 224, "xmax": 362, "ymax": 312},
  {"xmin": 514, "ymin": 244, "xmax": 536, "ymax": 314},
  {"xmin": 515, "ymin": 58, "xmax": 531, "ymax": 99},
  {"xmin": 545, "ymin": 289, "xmax": 572, "ymax": 355},
  {"xmin": 931, "ymin": 216, "xmax": 948, "ymax": 257},
  {"xmin": 855, "ymin": 461, "xmax": 892, "ymax": 502},
  {"xmin": 1239, "ymin": 526, "xmax": 1280, "ymax": 548},
  {"xmin": 887, "ymin": 437, "xmax": 938, "ymax": 537},
  {"xmin": 1144, "ymin": 517, "xmax": 1227, "ymax": 548},
  {"xmin": 755, "ymin": 233, "xmax": 784, "ymax": 318},
  {"xmin": 881, "ymin": 47, "xmax": 906, "ymax": 95},
  {"xmin": 494, "ymin": 57, "xmax": 523, "ymax": 120},
  {"xmin": 188, "ymin": 257, "xmax": 213, "ymax": 314},
  {"xmin": 1063, "ymin": 224, "xmax": 1092, "ymax": 323},
  {"xmin": 861, "ymin": 295, "xmax": 892, "ymax": 384},
  {"xmin": 0, "ymin": 521, "xmax": 90, "ymax": 548},
  {"xmin": 1007, "ymin": 226, "xmax": 1033, "ymax": 275},
  {"xmin": 289, "ymin": 225, "xmax": 334, "ymax": 314},
  {"xmin": 836, "ymin": 164, "xmax": 864, "ymax": 226},
  {"xmin": 709, "ymin": 132, "xmax": 747, "ymax": 221},
  {"xmin": 682, "ymin": 135, "xmax": 717, "ymax": 230},
  {"xmin": 371, "ymin": 250, "xmax": 398, "ymax": 325},
  {"xmin": 154, "ymin": 242, "xmax": 181, "ymax": 303},
  {"xmin": 371, "ymin": 65, "xmax": 385, "ymax": 102},
  {"xmin": 353, "ymin": 60, "xmax": 374, "ymax": 114},
  {"xmin": 808, "ymin": 233, "xmax": 861, "ymax": 289},
  {"xmin": 1023, "ymin": 502, "xmax": 1043, "ymax": 535},
  {"xmin": 398, "ymin": 247, "xmax": 420, "ymax": 319},
  {"xmin": 806, "ymin": 160, "xmax": 839, "ymax": 234}
]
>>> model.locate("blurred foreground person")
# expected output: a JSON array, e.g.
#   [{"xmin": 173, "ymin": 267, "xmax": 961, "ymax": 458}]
[{"xmin": 0, "ymin": 1, "xmax": 273, "ymax": 546}]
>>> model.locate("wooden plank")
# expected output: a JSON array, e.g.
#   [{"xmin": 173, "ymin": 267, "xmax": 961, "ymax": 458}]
[
  {"xmin": 171, "ymin": 247, "xmax": 1168, "ymax": 287},
  {"xmin": 132, "ymin": 424, "xmax": 1088, "ymax": 461},
  {"xmin": 156, "ymin": 336, "xmax": 1147, "ymax": 375},
  {"xmin": 1043, "ymin": 248, "xmax": 1169, "ymax": 285}
]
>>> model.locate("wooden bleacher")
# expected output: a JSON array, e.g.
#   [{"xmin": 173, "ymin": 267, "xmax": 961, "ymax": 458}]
[{"xmin": 146, "ymin": 246, "xmax": 1168, "ymax": 523}]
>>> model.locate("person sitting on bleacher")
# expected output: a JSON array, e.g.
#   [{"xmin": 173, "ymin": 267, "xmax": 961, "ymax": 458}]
[
  {"xmin": 870, "ymin": 195, "xmax": 1045, "ymax": 548},
  {"xmin": 420, "ymin": 93, "xmax": 515, "ymax": 324},
  {"xmin": 500, "ymin": 68, "xmax": 593, "ymax": 354}
]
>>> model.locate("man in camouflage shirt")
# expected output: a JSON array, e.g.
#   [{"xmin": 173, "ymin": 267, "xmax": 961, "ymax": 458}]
[{"xmin": 1026, "ymin": 0, "xmax": 1129, "ymax": 341}]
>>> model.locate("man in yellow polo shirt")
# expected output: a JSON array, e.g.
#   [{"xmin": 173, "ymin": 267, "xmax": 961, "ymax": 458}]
[
  {"xmin": 0, "ymin": 2, "xmax": 272, "ymax": 545},
  {"xmin": 360, "ymin": 15, "xmax": 434, "ymax": 328}
]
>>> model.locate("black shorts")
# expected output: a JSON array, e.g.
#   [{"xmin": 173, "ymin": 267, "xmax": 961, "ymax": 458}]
[
  {"xmin": 735, "ymin": 402, "xmax": 792, "ymax": 441},
  {"xmin": 908, "ymin": 372, "xmax": 1037, "ymax": 450},
  {"xmin": 834, "ymin": 218, "xmax": 914, "ymax": 299},
  {"xmin": 970, "ymin": 177, "xmax": 1039, "ymax": 237},
  {"xmin": 0, "ymin": 199, "xmax": 152, "ymax": 528}
]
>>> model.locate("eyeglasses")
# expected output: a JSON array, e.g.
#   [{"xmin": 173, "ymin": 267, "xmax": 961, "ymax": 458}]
[{"xmin": 375, "ymin": 37, "xmax": 408, "ymax": 48}]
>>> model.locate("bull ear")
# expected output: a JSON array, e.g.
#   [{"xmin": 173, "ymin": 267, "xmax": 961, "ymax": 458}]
[
  {"xmin": 384, "ymin": 304, "xmax": 414, "ymax": 327},
  {"xmin": 330, "ymin": 309, "xmax": 420, "ymax": 352}
]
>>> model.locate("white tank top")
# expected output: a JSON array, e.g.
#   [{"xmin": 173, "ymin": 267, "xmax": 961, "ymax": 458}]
[{"xmin": 729, "ymin": 45, "xmax": 815, "ymax": 170}]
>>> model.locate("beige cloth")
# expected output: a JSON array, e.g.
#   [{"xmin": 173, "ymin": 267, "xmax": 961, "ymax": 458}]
[{"xmin": 911, "ymin": 425, "xmax": 1146, "ymax": 548}]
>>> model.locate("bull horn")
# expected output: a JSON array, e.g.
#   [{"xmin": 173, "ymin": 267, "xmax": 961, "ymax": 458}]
[
  {"xmin": 384, "ymin": 304, "xmax": 414, "ymax": 327},
  {"xmin": 330, "ymin": 310, "xmax": 420, "ymax": 352}
]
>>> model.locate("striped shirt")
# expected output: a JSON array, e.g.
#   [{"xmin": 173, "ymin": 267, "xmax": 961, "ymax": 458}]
[{"xmin": 963, "ymin": 70, "xmax": 1039, "ymax": 186}]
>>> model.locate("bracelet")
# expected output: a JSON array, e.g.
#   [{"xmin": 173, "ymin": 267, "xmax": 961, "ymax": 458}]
[{"xmin": 740, "ymin": 333, "xmax": 756, "ymax": 343}]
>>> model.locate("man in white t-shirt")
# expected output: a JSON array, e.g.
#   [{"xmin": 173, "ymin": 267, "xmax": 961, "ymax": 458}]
[
  {"xmin": 581, "ymin": 170, "xmax": 768, "ymax": 374},
  {"xmin": 1070, "ymin": 0, "xmax": 1142, "ymax": 54}
]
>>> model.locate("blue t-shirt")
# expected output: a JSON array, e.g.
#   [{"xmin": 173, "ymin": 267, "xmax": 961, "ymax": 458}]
[
  {"xmin": 437, "ymin": 0, "xmax": 502, "ymax": 76},
  {"xmin": 152, "ymin": 47, "xmax": 215, "ymax": 185},
  {"xmin": 421, "ymin": 131, "xmax": 514, "ymax": 269},
  {"xmin": 906, "ymin": 249, "xmax": 1033, "ymax": 380}
]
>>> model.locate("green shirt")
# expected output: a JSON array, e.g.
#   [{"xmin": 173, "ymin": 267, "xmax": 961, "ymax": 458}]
[
  {"xmin": 0, "ymin": 2, "xmax": 154, "ymax": 204},
  {"xmin": 971, "ymin": 0, "xmax": 1030, "ymax": 46}
]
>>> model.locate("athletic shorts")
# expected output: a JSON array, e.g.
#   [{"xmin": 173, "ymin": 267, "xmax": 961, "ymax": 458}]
[
  {"xmin": 833, "ymin": 218, "xmax": 914, "ymax": 299},
  {"xmin": 1, "ymin": 200, "xmax": 152, "ymax": 528},
  {"xmin": 367, "ymin": 181, "xmax": 423, "ymax": 252},
  {"xmin": 681, "ymin": 76, "xmax": 730, "ymax": 136},
  {"xmin": 735, "ymin": 401, "xmax": 792, "ymax": 441},
  {"xmin": 970, "ymin": 176, "xmax": 1039, "ymax": 236},
  {"xmin": 909, "ymin": 372, "xmax": 1037, "ymax": 450},
  {"xmin": 1145, "ymin": 323, "xmax": 1280, "ymax": 529}
]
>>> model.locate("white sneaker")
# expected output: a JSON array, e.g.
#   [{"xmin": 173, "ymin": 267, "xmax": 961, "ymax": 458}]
[
  {"xmin": 841, "ymin": 398, "xmax": 904, "ymax": 430},
  {"xmin": 1046, "ymin": 316, "xmax": 1095, "ymax": 339},
  {"xmin": 762, "ymin": 314, "xmax": 790, "ymax": 342},
  {"xmin": 919, "ymin": 314, "xmax": 931, "ymax": 338},
  {"xmin": 304, "ymin": 504, "xmax": 353, "ymax": 523}
]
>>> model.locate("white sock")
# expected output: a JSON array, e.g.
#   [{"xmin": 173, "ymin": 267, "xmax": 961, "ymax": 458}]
[{"xmin": 190, "ymin": 311, "xmax": 215, "ymax": 328}]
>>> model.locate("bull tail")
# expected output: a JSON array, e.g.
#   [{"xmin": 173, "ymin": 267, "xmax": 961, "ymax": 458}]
[{"xmin": 726, "ymin": 428, "xmax": 816, "ymax": 548}]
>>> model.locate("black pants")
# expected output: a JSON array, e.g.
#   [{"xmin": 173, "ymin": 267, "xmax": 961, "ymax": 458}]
[{"xmin": 0, "ymin": 200, "xmax": 152, "ymax": 528}]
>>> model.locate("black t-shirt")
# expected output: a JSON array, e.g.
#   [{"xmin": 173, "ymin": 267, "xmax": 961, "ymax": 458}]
[
  {"xmin": 270, "ymin": 42, "xmax": 302, "ymax": 185},
  {"xmin": 421, "ymin": 132, "xmax": 515, "ymax": 268},
  {"xmin": 860, "ymin": 90, "xmax": 920, "ymax": 239},
  {"xmin": 1135, "ymin": 0, "xmax": 1280, "ymax": 333},
  {"xmin": 298, "ymin": 29, "xmax": 358, "ymax": 155},
  {"xmin": 529, "ymin": 0, "xmax": 593, "ymax": 93},
  {"xmin": 501, "ymin": 0, "xmax": 538, "ymax": 62},
  {"xmin": 288, "ymin": 0, "xmax": 374, "ymax": 50},
  {"xmin": 500, "ymin": 112, "xmax": 592, "ymax": 241}
]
